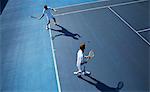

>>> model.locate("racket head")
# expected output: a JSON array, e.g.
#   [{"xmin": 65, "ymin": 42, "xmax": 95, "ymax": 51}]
[
  {"xmin": 86, "ymin": 50, "xmax": 94, "ymax": 62},
  {"xmin": 88, "ymin": 50, "xmax": 94, "ymax": 58},
  {"xmin": 30, "ymin": 16, "xmax": 37, "ymax": 19}
]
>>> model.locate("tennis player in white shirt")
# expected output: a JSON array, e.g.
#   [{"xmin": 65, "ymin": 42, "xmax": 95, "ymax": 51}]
[
  {"xmin": 39, "ymin": 5, "xmax": 57, "ymax": 30},
  {"xmin": 74, "ymin": 43, "xmax": 91, "ymax": 76}
]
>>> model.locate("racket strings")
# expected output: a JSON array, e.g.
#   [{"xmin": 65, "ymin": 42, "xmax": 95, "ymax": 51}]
[{"xmin": 89, "ymin": 51, "xmax": 94, "ymax": 57}]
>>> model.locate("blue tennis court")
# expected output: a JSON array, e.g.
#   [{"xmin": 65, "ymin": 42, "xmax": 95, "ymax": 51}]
[{"xmin": 1, "ymin": 0, "xmax": 149, "ymax": 92}]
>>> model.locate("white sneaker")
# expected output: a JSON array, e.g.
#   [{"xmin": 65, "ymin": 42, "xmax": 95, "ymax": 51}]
[
  {"xmin": 46, "ymin": 25, "xmax": 51, "ymax": 30},
  {"xmin": 74, "ymin": 71, "xmax": 78, "ymax": 75},
  {"xmin": 82, "ymin": 72, "xmax": 85, "ymax": 75},
  {"xmin": 74, "ymin": 71, "xmax": 81, "ymax": 75},
  {"xmin": 46, "ymin": 27, "xmax": 49, "ymax": 30},
  {"xmin": 82, "ymin": 71, "xmax": 91, "ymax": 75},
  {"xmin": 85, "ymin": 71, "xmax": 91, "ymax": 75}
]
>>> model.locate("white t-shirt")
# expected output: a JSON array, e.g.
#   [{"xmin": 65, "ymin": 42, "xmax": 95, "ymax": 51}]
[
  {"xmin": 43, "ymin": 7, "xmax": 54, "ymax": 20},
  {"xmin": 77, "ymin": 49, "xmax": 84, "ymax": 66}
]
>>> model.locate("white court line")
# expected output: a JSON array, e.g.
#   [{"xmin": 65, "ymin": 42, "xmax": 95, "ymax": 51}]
[
  {"xmin": 48, "ymin": 29, "xmax": 62, "ymax": 92},
  {"xmin": 55, "ymin": 0, "xmax": 109, "ymax": 9},
  {"xmin": 108, "ymin": 7, "xmax": 150, "ymax": 46},
  {"xmin": 137, "ymin": 28, "xmax": 150, "ymax": 33},
  {"xmin": 55, "ymin": 0, "xmax": 148, "ymax": 16}
]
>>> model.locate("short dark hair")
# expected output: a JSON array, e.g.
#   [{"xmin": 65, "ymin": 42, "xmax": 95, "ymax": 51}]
[
  {"xmin": 44, "ymin": 5, "xmax": 48, "ymax": 9},
  {"xmin": 80, "ymin": 43, "xmax": 85, "ymax": 51}
]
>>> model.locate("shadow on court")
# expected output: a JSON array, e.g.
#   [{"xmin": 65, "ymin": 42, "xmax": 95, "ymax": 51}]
[
  {"xmin": 79, "ymin": 75, "xmax": 124, "ymax": 92},
  {"xmin": 51, "ymin": 24, "xmax": 81, "ymax": 40}
]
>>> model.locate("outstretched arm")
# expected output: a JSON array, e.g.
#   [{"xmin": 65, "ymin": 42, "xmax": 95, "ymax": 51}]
[
  {"xmin": 39, "ymin": 14, "xmax": 44, "ymax": 20},
  {"xmin": 51, "ymin": 8, "xmax": 57, "ymax": 12}
]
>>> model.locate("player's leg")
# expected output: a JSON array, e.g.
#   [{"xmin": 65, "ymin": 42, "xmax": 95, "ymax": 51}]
[
  {"xmin": 77, "ymin": 64, "xmax": 82, "ymax": 73},
  {"xmin": 74, "ymin": 62, "xmax": 82, "ymax": 75},
  {"xmin": 53, "ymin": 17, "xmax": 57, "ymax": 25},
  {"xmin": 46, "ymin": 20, "xmax": 51, "ymax": 30},
  {"xmin": 82, "ymin": 64, "xmax": 91, "ymax": 75}
]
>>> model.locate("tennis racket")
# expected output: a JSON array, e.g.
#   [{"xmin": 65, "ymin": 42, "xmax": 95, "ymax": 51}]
[
  {"xmin": 30, "ymin": 16, "xmax": 38, "ymax": 19},
  {"xmin": 86, "ymin": 50, "xmax": 94, "ymax": 62}
]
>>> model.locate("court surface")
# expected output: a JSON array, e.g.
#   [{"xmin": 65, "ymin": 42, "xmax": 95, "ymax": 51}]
[{"xmin": 0, "ymin": 0, "xmax": 149, "ymax": 92}]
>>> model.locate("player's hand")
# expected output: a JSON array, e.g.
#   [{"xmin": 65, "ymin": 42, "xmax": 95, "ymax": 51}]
[
  {"xmin": 88, "ymin": 56, "xmax": 92, "ymax": 59},
  {"xmin": 85, "ymin": 56, "xmax": 91, "ymax": 59},
  {"xmin": 54, "ymin": 9, "xmax": 57, "ymax": 12}
]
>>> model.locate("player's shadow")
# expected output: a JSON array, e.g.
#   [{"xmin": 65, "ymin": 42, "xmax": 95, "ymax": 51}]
[
  {"xmin": 79, "ymin": 75, "xmax": 124, "ymax": 92},
  {"xmin": 51, "ymin": 24, "xmax": 81, "ymax": 40}
]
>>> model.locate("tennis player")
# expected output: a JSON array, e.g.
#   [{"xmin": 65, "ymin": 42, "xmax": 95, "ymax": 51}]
[
  {"xmin": 74, "ymin": 43, "xmax": 91, "ymax": 76},
  {"xmin": 39, "ymin": 5, "xmax": 57, "ymax": 30}
]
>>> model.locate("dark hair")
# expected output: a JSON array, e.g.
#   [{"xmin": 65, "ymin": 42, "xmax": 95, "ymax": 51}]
[
  {"xmin": 44, "ymin": 5, "xmax": 48, "ymax": 9},
  {"xmin": 80, "ymin": 43, "xmax": 85, "ymax": 52}
]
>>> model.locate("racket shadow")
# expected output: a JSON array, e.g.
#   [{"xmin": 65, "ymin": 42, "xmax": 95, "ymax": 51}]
[
  {"xmin": 79, "ymin": 75, "xmax": 124, "ymax": 92},
  {"xmin": 51, "ymin": 24, "xmax": 81, "ymax": 40}
]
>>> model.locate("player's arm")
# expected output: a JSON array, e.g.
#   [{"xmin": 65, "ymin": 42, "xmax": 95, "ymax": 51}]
[
  {"xmin": 51, "ymin": 8, "xmax": 57, "ymax": 12},
  {"xmin": 84, "ymin": 55, "xmax": 91, "ymax": 59},
  {"xmin": 38, "ymin": 14, "xmax": 44, "ymax": 20}
]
